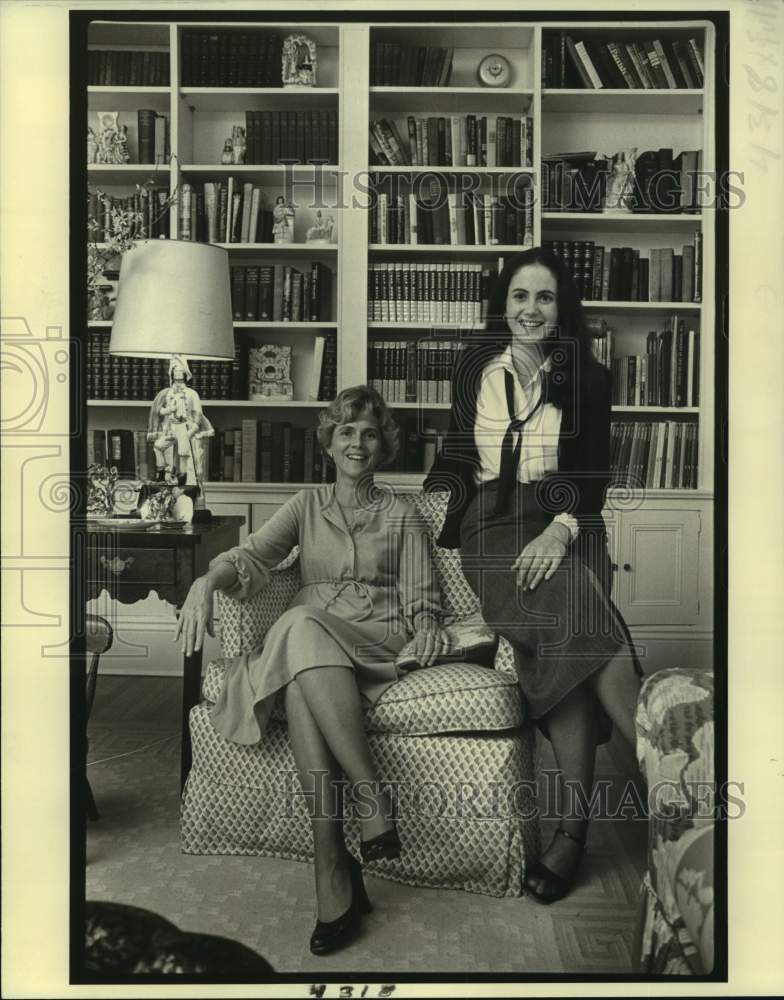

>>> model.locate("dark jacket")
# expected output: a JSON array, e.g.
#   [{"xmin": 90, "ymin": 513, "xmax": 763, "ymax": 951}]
[{"xmin": 423, "ymin": 344, "xmax": 613, "ymax": 565}]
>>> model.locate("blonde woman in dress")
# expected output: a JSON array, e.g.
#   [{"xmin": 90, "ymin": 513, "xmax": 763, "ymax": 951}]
[{"xmin": 176, "ymin": 386, "xmax": 446, "ymax": 954}]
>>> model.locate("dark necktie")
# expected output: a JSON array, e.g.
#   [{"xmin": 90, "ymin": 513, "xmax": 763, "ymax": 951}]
[{"xmin": 493, "ymin": 368, "xmax": 546, "ymax": 517}]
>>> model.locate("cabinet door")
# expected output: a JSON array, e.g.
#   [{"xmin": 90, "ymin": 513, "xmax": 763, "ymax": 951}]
[{"xmin": 616, "ymin": 509, "xmax": 701, "ymax": 626}]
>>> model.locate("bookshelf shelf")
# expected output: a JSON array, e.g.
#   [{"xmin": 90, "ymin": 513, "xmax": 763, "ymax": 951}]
[
  {"xmin": 368, "ymin": 243, "xmax": 531, "ymax": 255},
  {"xmin": 88, "ymin": 86, "xmax": 171, "ymax": 112},
  {"xmin": 542, "ymin": 211, "xmax": 702, "ymax": 232},
  {"xmin": 234, "ymin": 321, "xmax": 338, "ymax": 330},
  {"xmin": 370, "ymin": 87, "xmax": 534, "ymax": 114},
  {"xmin": 87, "ymin": 399, "xmax": 326, "ymax": 409},
  {"xmin": 612, "ymin": 406, "xmax": 700, "ymax": 414},
  {"xmin": 213, "ymin": 242, "xmax": 338, "ymax": 254},
  {"xmin": 582, "ymin": 300, "xmax": 702, "ymax": 312},
  {"xmin": 181, "ymin": 164, "xmax": 341, "ymax": 179},
  {"xmin": 88, "ymin": 163, "xmax": 170, "ymax": 184},
  {"xmin": 180, "ymin": 88, "xmax": 340, "ymax": 112},
  {"xmin": 388, "ymin": 401, "xmax": 451, "ymax": 411},
  {"xmin": 368, "ymin": 321, "xmax": 485, "ymax": 330},
  {"xmin": 542, "ymin": 88, "xmax": 704, "ymax": 114},
  {"xmin": 367, "ymin": 166, "xmax": 535, "ymax": 176}
]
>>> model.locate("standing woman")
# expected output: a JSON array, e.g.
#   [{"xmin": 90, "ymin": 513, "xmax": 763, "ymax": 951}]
[
  {"xmin": 176, "ymin": 386, "xmax": 446, "ymax": 953},
  {"xmin": 424, "ymin": 248, "xmax": 642, "ymax": 903}
]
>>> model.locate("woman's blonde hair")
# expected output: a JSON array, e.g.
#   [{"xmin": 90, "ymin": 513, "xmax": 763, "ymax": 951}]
[{"xmin": 317, "ymin": 385, "xmax": 399, "ymax": 464}]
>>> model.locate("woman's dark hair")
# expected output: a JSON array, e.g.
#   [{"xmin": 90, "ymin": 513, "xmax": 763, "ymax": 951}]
[
  {"xmin": 317, "ymin": 384, "xmax": 399, "ymax": 464},
  {"xmin": 484, "ymin": 247, "xmax": 595, "ymax": 375}
]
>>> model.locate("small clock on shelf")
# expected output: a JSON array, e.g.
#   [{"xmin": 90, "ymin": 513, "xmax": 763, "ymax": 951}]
[{"xmin": 477, "ymin": 53, "xmax": 512, "ymax": 88}]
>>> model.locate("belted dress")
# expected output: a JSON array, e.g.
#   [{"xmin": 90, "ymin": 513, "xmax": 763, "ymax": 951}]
[{"xmin": 207, "ymin": 483, "xmax": 441, "ymax": 745}]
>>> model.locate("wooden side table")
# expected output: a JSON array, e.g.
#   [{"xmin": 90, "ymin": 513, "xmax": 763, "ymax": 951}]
[{"xmin": 83, "ymin": 516, "xmax": 245, "ymax": 789}]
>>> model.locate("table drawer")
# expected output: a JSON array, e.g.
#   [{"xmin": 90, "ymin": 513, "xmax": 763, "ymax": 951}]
[{"xmin": 90, "ymin": 547, "xmax": 177, "ymax": 586}]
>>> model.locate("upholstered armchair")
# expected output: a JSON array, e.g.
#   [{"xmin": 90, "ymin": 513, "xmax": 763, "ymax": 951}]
[
  {"xmin": 634, "ymin": 668, "xmax": 715, "ymax": 974},
  {"xmin": 181, "ymin": 492, "xmax": 540, "ymax": 897}
]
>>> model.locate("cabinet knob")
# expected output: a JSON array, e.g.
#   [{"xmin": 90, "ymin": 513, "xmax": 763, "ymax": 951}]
[
  {"xmin": 611, "ymin": 563, "xmax": 618, "ymax": 572},
  {"xmin": 623, "ymin": 562, "xmax": 632, "ymax": 572}
]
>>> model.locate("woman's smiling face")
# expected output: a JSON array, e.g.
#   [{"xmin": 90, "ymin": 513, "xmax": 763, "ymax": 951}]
[
  {"xmin": 328, "ymin": 412, "xmax": 384, "ymax": 481},
  {"xmin": 504, "ymin": 262, "xmax": 559, "ymax": 347}
]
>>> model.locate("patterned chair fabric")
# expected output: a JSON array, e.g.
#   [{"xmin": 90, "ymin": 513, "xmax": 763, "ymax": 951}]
[
  {"xmin": 634, "ymin": 668, "xmax": 715, "ymax": 974},
  {"xmin": 181, "ymin": 491, "xmax": 540, "ymax": 897}
]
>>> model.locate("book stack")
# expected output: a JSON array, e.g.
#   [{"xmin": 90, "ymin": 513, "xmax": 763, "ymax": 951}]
[
  {"xmin": 367, "ymin": 262, "xmax": 496, "ymax": 323},
  {"xmin": 370, "ymin": 184, "xmax": 534, "ymax": 247},
  {"xmin": 230, "ymin": 262, "xmax": 333, "ymax": 322},
  {"xmin": 244, "ymin": 110, "xmax": 338, "ymax": 165},
  {"xmin": 178, "ymin": 180, "xmax": 273, "ymax": 245},
  {"xmin": 136, "ymin": 110, "xmax": 170, "ymax": 164},
  {"xmin": 612, "ymin": 324, "xmax": 700, "ymax": 408},
  {"xmin": 88, "ymin": 49, "xmax": 170, "ymax": 86},
  {"xmin": 542, "ymin": 149, "xmax": 702, "ymax": 214},
  {"xmin": 586, "ymin": 318, "xmax": 613, "ymax": 368},
  {"xmin": 611, "ymin": 420, "xmax": 699, "ymax": 489},
  {"xmin": 88, "ymin": 188, "xmax": 171, "ymax": 241},
  {"xmin": 371, "ymin": 43, "xmax": 454, "ymax": 86},
  {"xmin": 543, "ymin": 237, "xmax": 702, "ymax": 303},
  {"xmin": 180, "ymin": 30, "xmax": 284, "ymax": 86},
  {"xmin": 370, "ymin": 115, "xmax": 533, "ymax": 168},
  {"xmin": 387, "ymin": 415, "xmax": 446, "ymax": 473},
  {"xmin": 542, "ymin": 33, "xmax": 705, "ymax": 89},
  {"xmin": 368, "ymin": 338, "xmax": 467, "ymax": 403},
  {"xmin": 207, "ymin": 421, "xmax": 336, "ymax": 484}
]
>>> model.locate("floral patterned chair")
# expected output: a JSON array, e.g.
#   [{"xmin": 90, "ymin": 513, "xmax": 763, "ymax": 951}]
[
  {"xmin": 180, "ymin": 492, "xmax": 541, "ymax": 897},
  {"xmin": 634, "ymin": 668, "xmax": 715, "ymax": 974}
]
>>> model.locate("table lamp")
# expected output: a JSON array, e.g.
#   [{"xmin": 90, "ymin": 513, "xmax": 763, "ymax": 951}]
[{"xmin": 109, "ymin": 239, "xmax": 235, "ymax": 522}]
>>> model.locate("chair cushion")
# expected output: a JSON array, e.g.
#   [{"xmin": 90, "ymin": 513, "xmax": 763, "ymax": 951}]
[{"xmin": 202, "ymin": 658, "xmax": 524, "ymax": 736}]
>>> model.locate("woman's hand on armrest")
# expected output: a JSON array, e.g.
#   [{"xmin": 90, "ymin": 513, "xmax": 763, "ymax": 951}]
[
  {"xmin": 398, "ymin": 615, "xmax": 449, "ymax": 672},
  {"xmin": 173, "ymin": 562, "xmax": 237, "ymax": 657}
]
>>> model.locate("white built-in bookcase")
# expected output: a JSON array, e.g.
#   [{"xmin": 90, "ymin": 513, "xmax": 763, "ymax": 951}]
[{"xmin": 86, "ymin": 18, "xmax": 716, "ymax": 674}]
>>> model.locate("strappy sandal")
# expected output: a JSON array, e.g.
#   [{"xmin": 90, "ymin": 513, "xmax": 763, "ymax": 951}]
[{"xmin": 524, "ymin": 827, "xmax": 587, "ymax": 904}]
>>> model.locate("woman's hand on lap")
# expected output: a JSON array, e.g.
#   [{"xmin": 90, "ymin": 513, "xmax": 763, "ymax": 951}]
[
  {"xmin": 174, "ymin": 576, "xmax": 215, "ymax": 656},
  {"xmin": 513, "ymin": 525, "xmax": 569, "ymax": 591}
]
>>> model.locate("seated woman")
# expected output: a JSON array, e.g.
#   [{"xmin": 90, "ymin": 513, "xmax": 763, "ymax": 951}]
[
  {"xmin": 424, "ymin": 247, "xmax": 643, "ymax": 904},
  {"xmin": 175, "ymin": 386, "xmax": 446, "ymax": 955}
]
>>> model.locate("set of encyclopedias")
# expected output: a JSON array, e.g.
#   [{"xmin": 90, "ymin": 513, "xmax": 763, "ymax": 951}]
[{"xmin": 367, "ymin": 262, "xmax": 496, "ymax": 324}]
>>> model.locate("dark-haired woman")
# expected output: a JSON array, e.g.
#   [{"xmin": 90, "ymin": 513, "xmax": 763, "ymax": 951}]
[
  {"xmin": 424, "ymin": 248, "xmax": 642, "ymax": 903},
  {"xmin": 176, "ymin": 386, "xmax": 446, "ymax": 953}
]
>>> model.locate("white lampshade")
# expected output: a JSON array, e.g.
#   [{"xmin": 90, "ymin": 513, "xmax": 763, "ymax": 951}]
[{"xmin": 109, "ymin": 239, "xmax": 235, "ymax": 360}]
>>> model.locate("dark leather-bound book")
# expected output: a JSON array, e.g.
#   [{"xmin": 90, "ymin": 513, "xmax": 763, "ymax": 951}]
[{"xmin": 107, "ymin": 429, "xmax": 136, "ymax": 477}]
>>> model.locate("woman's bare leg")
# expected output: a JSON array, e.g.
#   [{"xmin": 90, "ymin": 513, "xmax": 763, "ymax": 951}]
[
  {"xmin": 292, "ymin": 666, "xmax": 394, "ymax": 842},
  {"xmin": 590, "ymin": 651, "xmax": 642, "ymax": 747},
  {"xmin": 285, "ymin": 679, "xmax": 352, "ymax": 922}
]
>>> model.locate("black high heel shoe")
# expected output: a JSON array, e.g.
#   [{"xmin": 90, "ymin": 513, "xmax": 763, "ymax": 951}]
[
  {"xmin": 359, "ymin": 822, "xmax": 401, "ymax": 864},
  {"xmin": 309, "ymin": 855, "xmax": 372, "ymax": 956},
  {"xmin": 524, "ymin": 827, "xmax": 587, "ymax": 905}
]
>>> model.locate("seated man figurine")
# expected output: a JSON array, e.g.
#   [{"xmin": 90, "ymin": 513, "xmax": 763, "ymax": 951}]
[{"xmin": 148, "ymin": 354, "xmax": 214, "ymax": 484}]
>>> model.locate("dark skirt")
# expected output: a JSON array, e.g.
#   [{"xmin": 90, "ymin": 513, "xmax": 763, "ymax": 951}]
[{"xmin": 459, "ymin": 481, "xmax": 639, "ymax": 743}]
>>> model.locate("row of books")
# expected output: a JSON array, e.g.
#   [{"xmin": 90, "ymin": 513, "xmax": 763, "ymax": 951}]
[
  {"xmin": 611, "ymin": 420, "xmax": 699, "ymax": 490},
  {"xmin": 542, "ymin": 149, "xmax": 703, "ymax": 214},
  {"xmin": 87, "ymin": 48, "xmax": 170, "ymax": 86},
  {"xmin": 178, "ymin": 181, "xmax": 272, "ymax": 245},
  {"xmin": 181, "ymin": 30, "xmax": 284, "ymax": 87},
  {"xmin": 89, "ymin": 429, "xmax": 153, "ymax": 479},
  {"xmin": 87, "ymin": 333, "xmax": 243, "ymax": 401},
  {"xmin": 370, "ymin": 115, "xmax": 533, "ymax": 169},
  {"xmin": 369, "ymin": 189, "xmax": 534, "ymax": 248},
  {"xmin": 612, "ymin": 326, "xmax": 700, "ymax": 408},
  {"xmin": 242, "ymin": 110, "xmax": 338, "ymax": 165},
  {"xmin": 588, "ymin": 320, "xmax": 613, "ymax": 368},
  {"xmin": 88, "ymin": 188, "xmax": 171, "ymax": 242},
  {"xmin": 543, "ymin": 238, "xmax": 702, "ymax": 303},
  {"xmin": 542, "ymin": 33, "xmax": 705, "ymax": 89},
  {"xmin": 136, "ymin": 110, "xmax": 170, "ymax": 165},
  {"xmin": 368, "ymin": 339, "xmax": 465, "ymax": 404},
  {"xmin": 230, "ymin": 263, "xmax": 333, "ymax": 322},
  {"xmin": 371, "ymin": 43, "xmax": 454, "ymax": 87},
  {"xmin": 367, "ymin": 262, "xmax": 496, "ymax": 324}
]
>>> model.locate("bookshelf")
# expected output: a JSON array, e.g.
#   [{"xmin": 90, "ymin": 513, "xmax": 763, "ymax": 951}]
[{"xmin": 85, "ymin": 16, "xmax": 717, "ymax": 672}]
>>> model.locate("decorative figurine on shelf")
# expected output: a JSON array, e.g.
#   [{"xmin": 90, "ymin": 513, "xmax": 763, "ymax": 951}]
[
  {"xmin": 272, "ymin": 195, "xmax": 296, "ymax": 243},
  {"xmin": 87, "ymin": 127, "xmax": 99, "ymax": 164},
  {"xmin": 232, "ymin": 124, "xmax": 247, "ymax": 165},
  {"xmin": 604, "ymin": 149, "xmax": 637, "ymax": 213},
  {"xmin": 248, "ymin": 345, "xmax": 294, "ymax": 401},
  {"xmin": 282, "ymin": 33, "xmax": 317, "ymax": 88},
  {"xmin": 220, "ymin": 139, "xmax": 234, "ymax": 165},
  {"xmin": 147, "ymin": 355, "xmax": 215, "ymax": 486},
  {"xmin": 306, "ymin": 210, "xmax": 336, "ymax": 244},
  {"xmin": 94, "ymin": 111, "xmax": 131, "ymax": 165}
]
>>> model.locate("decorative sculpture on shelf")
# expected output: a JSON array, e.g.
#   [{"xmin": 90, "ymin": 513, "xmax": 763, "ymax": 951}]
[
  {"xmin": 282, "ymin": 33, "xmax": 317, "ymax": 88},
  {"xmin": 272, "ymin": 195, "xmax": 296, "ymax": 243},
  {"xmin": 306, "ymin": 210, "xmax": 336, "ymax": 244},
  {"xmin": 220, "ymin": 139, "xmax": 234, "ymax": 165},
  {"xmin": 231, "ymin": 124, "xmax": 246, "ymax": 165},
  {"xmin": 87, "ymin": 127, "xmax": 99, "ymax": 164},
  {"xmin": 147, "ymin": 355, "xmax": 215, "ymax": 485},
  {"xmin": 94, "ymin": 111, "xmax": 131, "ymax": 165},
  {"xmin": 604, "ymin": 149, "xmax": 637, "ymax": 213},
  {"xmin": 248, "ymin": 345, "xmax": 294, "ymax": 401}
]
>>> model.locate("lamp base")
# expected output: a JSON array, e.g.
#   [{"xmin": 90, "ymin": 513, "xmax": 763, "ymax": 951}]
[{"xmin": 191, "ymin": 507, "xmax": 213, "ymax": 524}]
